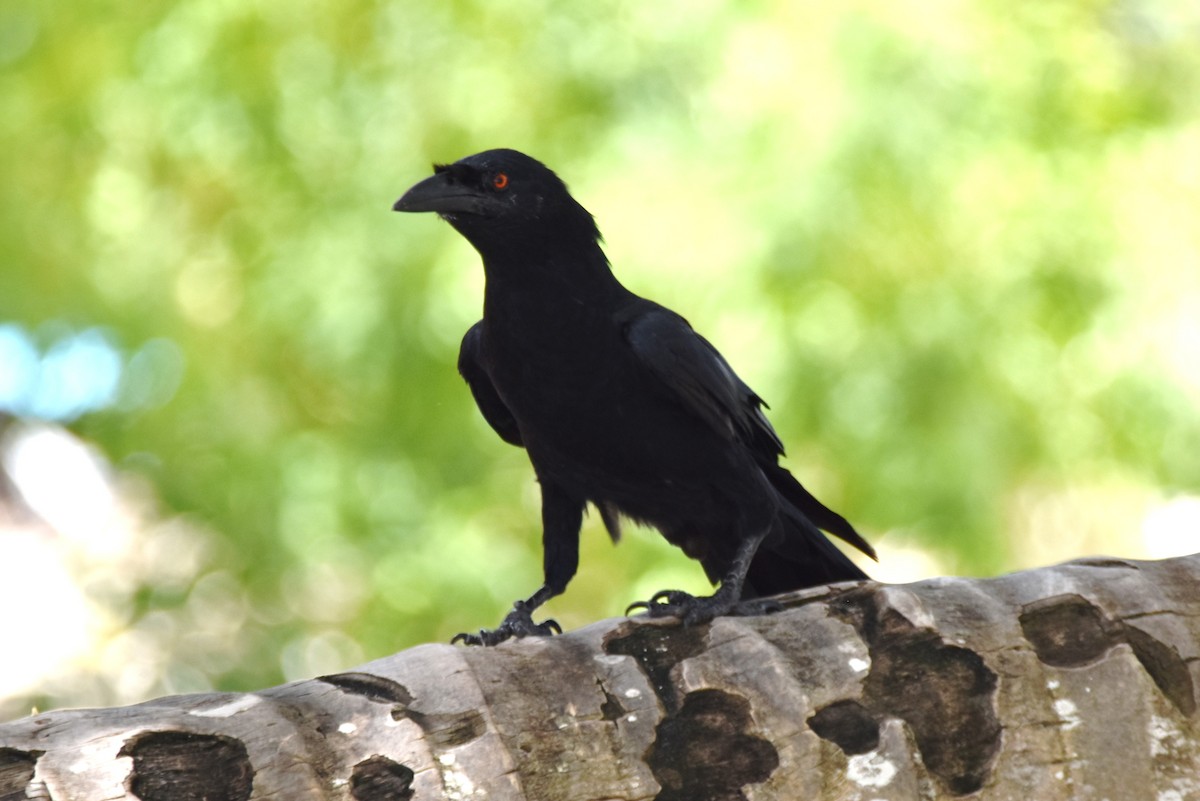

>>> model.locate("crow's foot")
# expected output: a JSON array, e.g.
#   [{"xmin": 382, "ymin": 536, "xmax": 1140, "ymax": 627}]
[
  {"xmin": 452, "ymin": 601, "xmax": 561, "ymax": 647},
  {"xmin": 626, "ymin": 589, "xmax": 782, "ymax": 626}
]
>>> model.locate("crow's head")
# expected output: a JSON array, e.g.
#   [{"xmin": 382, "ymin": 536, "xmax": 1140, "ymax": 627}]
[{"xmin": 393, "ymin": 149, "xmax": 599, "ymax": 253}]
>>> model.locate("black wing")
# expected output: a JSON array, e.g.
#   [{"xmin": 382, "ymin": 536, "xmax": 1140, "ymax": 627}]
[
  {"xmin": 623, "ymin": 307, "xmax": 784, "ymax": 460},
  {"xmin": 624, "ymin": 306, "xmax": 875, "ymax": 560},
  {"xmin": 458, "ymin": 321, "xmax": 523, "ymax": 447}
]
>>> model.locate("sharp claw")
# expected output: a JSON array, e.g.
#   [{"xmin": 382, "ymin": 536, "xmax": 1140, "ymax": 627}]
[
  {"xmin": 452, "ymin": 606, "xmax": 561, "ymax": 646},
  {"xmin": 624, "ymin": 588, "xmax": 770, "ymax": 625},
  {"xmin": 451, "ymin": 630, "xmax": 492, "ymax": 647},
  {"xmin": 625, "ymin": 600, "xmax": 650, "ymax": 615},
  {"xmin": 624, "ymin": 589, "xmax": 700, "ymax": 620}
]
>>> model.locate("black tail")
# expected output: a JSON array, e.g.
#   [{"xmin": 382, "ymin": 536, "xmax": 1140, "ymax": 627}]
[
  {"xmin": 766, "ymin": 463, "xmax": 876, "ymax": 560},
  {"xmin": 743, "ymin": 464, "xmax": 874, "ymax": 597}
]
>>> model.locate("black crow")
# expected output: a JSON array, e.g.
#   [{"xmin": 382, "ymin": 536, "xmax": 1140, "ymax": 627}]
[{"xmin": 393, "ymin": 149, "xmax": 874, "ymax": 645}]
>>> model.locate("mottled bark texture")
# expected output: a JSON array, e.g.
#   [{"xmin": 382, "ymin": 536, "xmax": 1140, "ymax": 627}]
[{"xmin": 2, "ymin": 553, "xmax": 1197, "ymax": 801}]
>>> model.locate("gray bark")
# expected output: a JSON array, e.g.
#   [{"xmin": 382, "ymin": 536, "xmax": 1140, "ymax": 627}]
[{"xmin": 1, "ymin": 553, "xmax": 1198, "ymax": 801}]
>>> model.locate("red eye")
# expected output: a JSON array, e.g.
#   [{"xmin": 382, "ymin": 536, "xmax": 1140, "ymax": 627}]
[{"xmin": 492, "ymin": 172, "xmax": 509, "ymax": 190}]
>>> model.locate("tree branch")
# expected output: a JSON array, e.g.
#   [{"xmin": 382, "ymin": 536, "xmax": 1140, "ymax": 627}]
[{"xmin": 2, "ymin": 553, "xmax": 1198, "ymax": 800}]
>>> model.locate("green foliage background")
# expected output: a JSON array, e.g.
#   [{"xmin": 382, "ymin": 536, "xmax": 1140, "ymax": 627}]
[{"xmin": 2, "ymin": 0, "xmax": 1199, "ymax": 715}]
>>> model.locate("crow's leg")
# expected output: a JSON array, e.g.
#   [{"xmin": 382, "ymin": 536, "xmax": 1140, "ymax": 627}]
[
  {"xmin": 453, "ymin": 585, "xmax": 563, "ymax": 646},
  {"xmin": 627, "ymin": 522, "xmax": 779, "ymax": 625},
  {"xmin": 453, "ymin": 481, "xmax": 583, "ymax": 647}
]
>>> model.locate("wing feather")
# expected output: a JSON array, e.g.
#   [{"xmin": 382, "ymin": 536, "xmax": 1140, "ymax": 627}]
[
  {"xmin": 458, "ymin": 321, "xmax": 524, "ymax": 447},
  {"xmin": 624, "ymin": 307, "xmax": 875, "ymax": 560},
  {"xmin": 623, "ymin": 307, "xmax": 783, "ymax": 459}
]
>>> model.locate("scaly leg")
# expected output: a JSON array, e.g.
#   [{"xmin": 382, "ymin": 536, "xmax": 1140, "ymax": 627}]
[
  {"xmin": 627, "ymin": 523, "xmax": 779, "ymax": 625},
  {"xmin": 452, "ymin": 481, "xmax": 583, "ymax": 646}
]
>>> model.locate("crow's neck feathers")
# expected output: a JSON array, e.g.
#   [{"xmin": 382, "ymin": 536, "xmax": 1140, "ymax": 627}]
[{"xmin": 474, "ymin": 201, "xmax": 625, "ymax": 312}]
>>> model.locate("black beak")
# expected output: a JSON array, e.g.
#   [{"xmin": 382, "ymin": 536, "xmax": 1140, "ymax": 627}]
[{"xmin": 392, "ymin": 173, "xmax": 482, "ymax": 214}]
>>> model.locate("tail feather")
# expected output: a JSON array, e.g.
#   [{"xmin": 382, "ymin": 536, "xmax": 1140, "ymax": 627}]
[
  {"xmin": 745, "ymin": 512, "xmax": 868, "ymax": 597},
  {"xmin": 765, "ymin": 463, "xmax": 876, "ymax": 560},
  {"xmin": 744, "ymin": 541, "xmax": 866, "ymax": 598},
  {"xmin": 741, "ymin": 464, "xmax": 873, "ymax": 598}
]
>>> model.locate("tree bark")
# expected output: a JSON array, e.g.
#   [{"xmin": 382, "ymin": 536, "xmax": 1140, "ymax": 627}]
[{"xmin": 1, "ymin": 554, "xmax": 1197, "ymax": 801}]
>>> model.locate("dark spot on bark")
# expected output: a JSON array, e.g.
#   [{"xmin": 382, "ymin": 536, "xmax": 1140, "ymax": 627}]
[
  {"xmin": 350, "ymin": 755, "xmax": 414, "ymax": 801},
  {"xmin": 832, "ymin": 587, "xmax": 1000, "ymax": 795},
  {"xmin": 405, "ymin": 709, "xmax": 486, "ymax": 748},
  {"xmin": 318, "ymin": 672, "xmax": 414, "ymax": 707},
  {"xmin": 599, "ymin": 681, "xmax": 626, "ymax": 722},
  {"xmin": 1124, "ymin": 624, "xmax": 1196, "ymax": 716},
  {"xmin": 603, "ymin": 623, "xmax": 707, "ymax": 713},
  {"xmin": 120, "ymin": 731, "xmax": 253, "ymax": 801},
  {"xmin": 1019, "ymin": 595, "xmax": 1121, "ymax": 667},
  {"xmin": 808, "ymin": 700, "xmax": 880, "ymax": 754},
  {"xmin": 1020, "ymin": 596, "xmax": 1195, "ymax": 715},
  {"xmin": 864, "ymin": 630, "xmax": 999, "ymax": 795},
  {"xmin": 0, "ymin": 748, "xmax": 41, "ymax": 801},
  {"xmin": 647, "ymin": 689, "xmax": 779, "ymax": 801}
]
